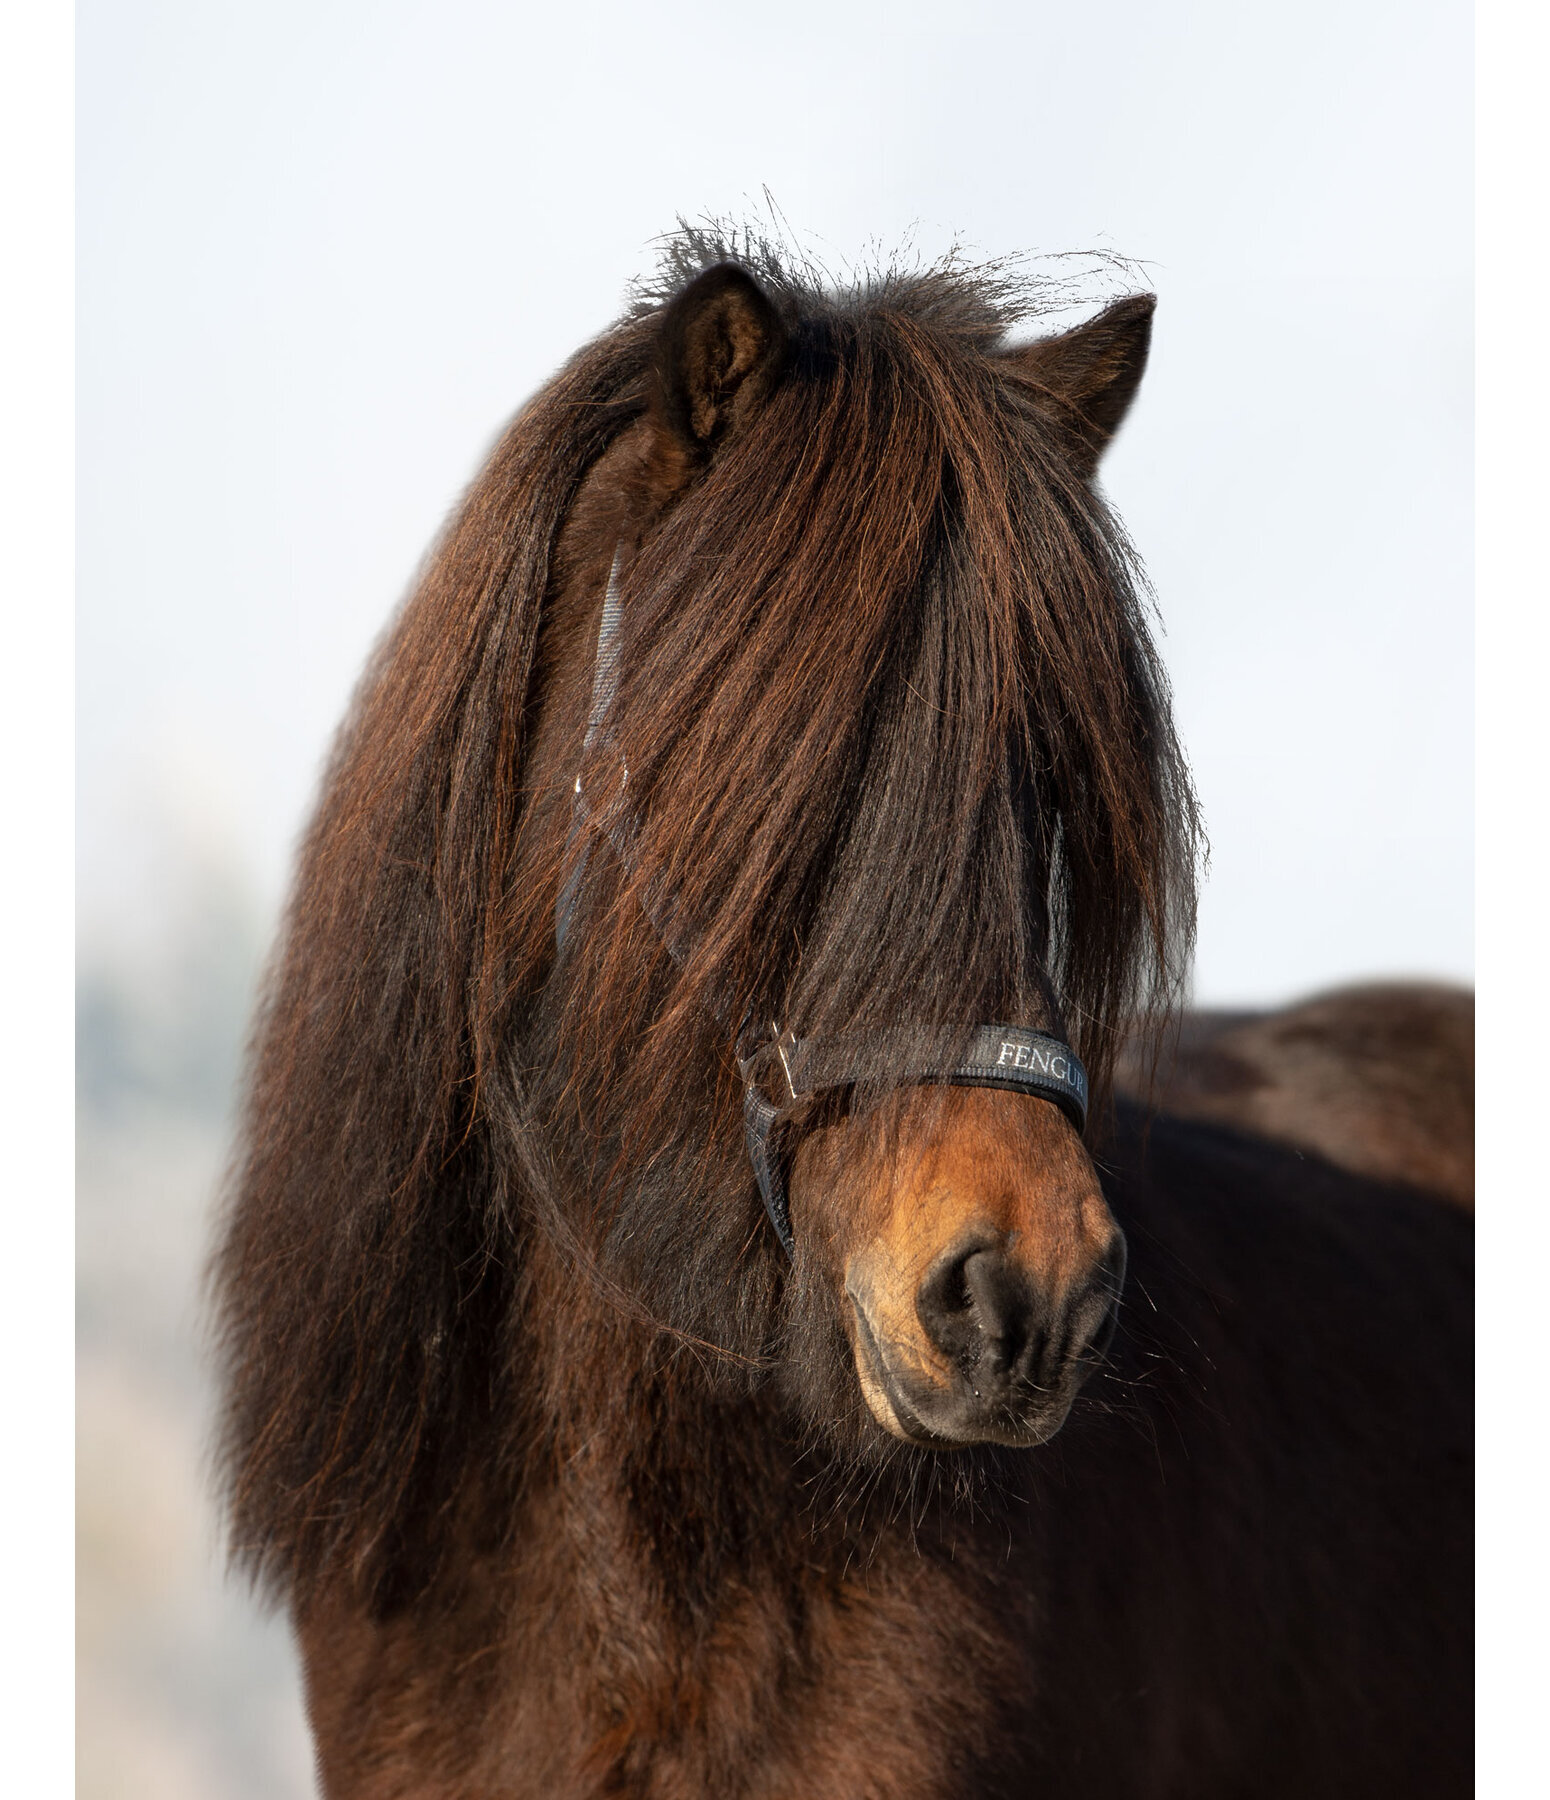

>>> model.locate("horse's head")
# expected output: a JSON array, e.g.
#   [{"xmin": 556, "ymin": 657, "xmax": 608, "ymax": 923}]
[
  {"xmin": 516, "ymin": 253, "xmax": 1181, "ymax": 1453},
  {"xmin": 215, "ymin": 237, "xmax": 1200, "ymax": 1604}
]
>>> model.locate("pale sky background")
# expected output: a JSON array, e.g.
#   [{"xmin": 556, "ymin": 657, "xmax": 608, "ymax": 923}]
[{"xmin": 78, "ymin": 0, "xmax": 1472, "ymax": 1005}]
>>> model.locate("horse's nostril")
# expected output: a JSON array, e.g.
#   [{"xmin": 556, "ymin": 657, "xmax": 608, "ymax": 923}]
[
  {"xmin": 1073, "ymin": 1230, "xmax": 1128, "ymax": 1365},
  {"xmin": 916, "ymin": 1243, "xmax": 1045, "ymax": 1384}
]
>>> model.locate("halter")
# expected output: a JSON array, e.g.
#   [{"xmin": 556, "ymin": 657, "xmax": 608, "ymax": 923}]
[{"xmin": 554, "ymin": 552, "xmax": 1089, "ymax": 1258}]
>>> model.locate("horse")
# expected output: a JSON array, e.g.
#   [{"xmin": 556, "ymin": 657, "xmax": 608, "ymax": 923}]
[
  {"xmin": 1116, "ymin": 981, "xmax": 1475, "ymax": 1209},
  {"xmin": 211, "ymin": 236, "xmax": 1472, "ymax": 1798}
]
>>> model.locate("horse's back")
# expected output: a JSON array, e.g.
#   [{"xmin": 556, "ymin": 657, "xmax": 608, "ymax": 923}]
[
  {"xmin": 1020, "ymin": 1109, "xmax": 1471, "ymax": 1798},
  {"xmin": 1117, "ymin": 983, "xmax": 1474, "ymax": 1207}
]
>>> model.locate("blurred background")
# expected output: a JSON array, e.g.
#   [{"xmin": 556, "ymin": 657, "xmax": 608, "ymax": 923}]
[{"xmin": 76, "ymin": 1, "xmax": 1470, "ymax": 1792}]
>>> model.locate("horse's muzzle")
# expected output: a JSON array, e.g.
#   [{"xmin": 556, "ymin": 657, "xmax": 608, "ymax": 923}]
[{"xmin": 846, "ymin": 1232, "xmax": 1126, "ymax": 1447}]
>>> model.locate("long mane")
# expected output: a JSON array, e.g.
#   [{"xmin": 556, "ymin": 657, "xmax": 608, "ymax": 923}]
[{"xmin": 211, "ymin": 229, "xmax": 1200, "ymax": 1606}]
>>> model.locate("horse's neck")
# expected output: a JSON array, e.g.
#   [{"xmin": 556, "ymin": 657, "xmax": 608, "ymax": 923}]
[
  {"xmin": 533, "ymin": 1281, "xmax": 803, "ymax": 1605},
  {"xmin": 301, "ymin": 1246, "xmax": 1032, "ymax": 1798},
  {"xmin": 502, "ymin": 1342, "xmax": 1021, "ymax": 1800}
]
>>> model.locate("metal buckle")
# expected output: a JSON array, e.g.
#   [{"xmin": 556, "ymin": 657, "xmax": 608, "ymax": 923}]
[
  {"xmin": 772, "ymin": 1025, "xmax": 799, "ymax": 1105},
  {"xmin": 736, "ymin": 1020, "xmax": 802, "ymax": 1110}
]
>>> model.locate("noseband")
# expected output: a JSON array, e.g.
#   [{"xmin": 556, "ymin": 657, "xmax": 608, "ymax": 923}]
[{"xmin": 554, "ymin": 552, "xmax": 1089, "ymax": 1258}]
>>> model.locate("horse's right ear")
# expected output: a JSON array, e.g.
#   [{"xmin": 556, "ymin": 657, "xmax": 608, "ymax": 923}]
[
  {"xmin": 652, "ymin": 264, "xmax": 789, "ymax": 453},
  {"xmin": 1001, "ymin": 293, "xmax": 1155, "ymax": 476}
]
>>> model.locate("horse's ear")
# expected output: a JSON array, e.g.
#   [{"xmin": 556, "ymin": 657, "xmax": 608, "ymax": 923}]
[
  {"xmin": 1003, "ymin": 294, "xmax": 1155, "ymax": 476},
  {"xmin": 652, "ymin": 263, "xmax": 789, "ymax": 452}
]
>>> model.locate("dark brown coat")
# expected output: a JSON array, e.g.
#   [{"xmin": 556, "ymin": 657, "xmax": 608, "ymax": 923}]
[{"xmin": 1118, "ymin": 984, "xmax": 1474, "ymax": 1208}]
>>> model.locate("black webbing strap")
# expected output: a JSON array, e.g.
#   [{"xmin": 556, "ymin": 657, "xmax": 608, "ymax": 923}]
[
  {"xmin": 555, "ymin": 550, "xmax": 1091, "ymax": 1261},
  {"xmin": 741, "ymin": 1081, "xmax": 795, "ymax": 1257}
]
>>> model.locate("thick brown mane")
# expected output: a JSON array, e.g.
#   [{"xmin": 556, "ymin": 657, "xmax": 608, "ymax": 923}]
[
  {"xmin": 210, "ymin": 232, "xmax": 1199, "ymax": 1606},
  {"xmin": 211, "ymin": 314, "xmax": 656, "ymax": 1600}
]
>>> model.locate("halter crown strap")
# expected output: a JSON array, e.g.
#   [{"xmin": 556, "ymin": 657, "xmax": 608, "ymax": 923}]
[
  {"xmin": 555, "ymin": 550, "xmax": 1090, "ymax": 1262},
  {"xmin": 555, "ymin": 551, "xmax": 626, "ymax": 955}
]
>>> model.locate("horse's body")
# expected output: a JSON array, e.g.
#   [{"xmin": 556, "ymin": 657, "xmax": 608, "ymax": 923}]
[
  {"xmin": 296, "ymin": 1113, "xmax": 1470, "ymax": 1799},
  {"xmin": 213, "ymin": 238, "xmax": 1471, "ymax": 1797},
  {"xmin": 1118, "ymin": 983, "xmax": 1475, "ymax": 1208}
]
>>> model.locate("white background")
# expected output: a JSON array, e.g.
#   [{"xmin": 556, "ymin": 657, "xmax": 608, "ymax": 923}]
[{"xmin": 77, "ymin": 0, "xmax": 1472, "ymax": 1003}]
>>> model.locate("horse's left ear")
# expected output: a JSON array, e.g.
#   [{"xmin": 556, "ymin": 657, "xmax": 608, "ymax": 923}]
[
  {"xmin": 653, "ymin": 263, "xmax": 790, "ymax": 453},
  {"xmin": 1002, "ymin": 293, "xmax": 1155, "ymax": 476}
]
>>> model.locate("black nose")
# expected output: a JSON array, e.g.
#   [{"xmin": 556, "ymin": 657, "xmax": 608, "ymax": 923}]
[
  {"xmin": 917, "ymin": 1242, "xmax": 1050, "ymax": 1388},
  {"xmin": 915, "ymin": 1235, "xmax": 1126, "ymax": 1395}
]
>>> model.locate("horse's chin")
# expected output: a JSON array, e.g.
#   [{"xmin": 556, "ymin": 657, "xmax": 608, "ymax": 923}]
[{"xmin": 847, "ymin": 1293, "xmax": 1077, "ymax": 1451}]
